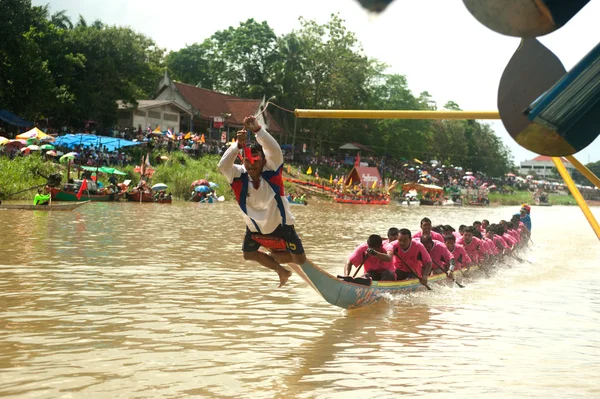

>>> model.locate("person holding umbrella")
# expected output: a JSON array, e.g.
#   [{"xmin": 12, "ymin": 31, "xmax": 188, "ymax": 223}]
[{"xmin": 218, "ymin": 115, "xmax": 305, "ymax": 287}]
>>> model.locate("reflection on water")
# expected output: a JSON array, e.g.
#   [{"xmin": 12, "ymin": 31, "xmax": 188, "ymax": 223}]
[{"xmin": 1, "ymin": 203, "xmax": 599, "ymax": 398}]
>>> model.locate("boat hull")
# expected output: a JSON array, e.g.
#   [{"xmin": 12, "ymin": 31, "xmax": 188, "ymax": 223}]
[
  {"xmin": 50, "ymin": 188, "xmax": 123, "ymax": 202},
  {"xmin": 126, "ymin": 191, "xmax": 172, "ymax": 203},
  {"xmin": 288, "ymin": 260, "xmax": 475, "ymax": 310},
  {"xmin": 335, "ymin": 197, "xmax": 390, "ymax": 205},
  {"xmin": 0, "ymin": 201, "xmax": 90, "ymax": 211}
]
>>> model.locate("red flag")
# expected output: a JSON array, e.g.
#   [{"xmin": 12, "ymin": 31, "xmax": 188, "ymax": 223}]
[
  {"xmin": 355, "ymin": 152, "xmax": 360, "ymax": 167},
  {"xmin": 77, "ymin": 179, "xmax": 88, "ymax": 200}
]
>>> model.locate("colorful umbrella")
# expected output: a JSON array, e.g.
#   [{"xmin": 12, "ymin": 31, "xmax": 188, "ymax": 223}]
[
  {"xmin": 59, "ymin": 154, "xmax": 76, "ymax": 163},
  {"xmin": 27, "ymin": 144, "xmax": 40, "ymax": 151},
  {"xmin": 46, "ymin": 150, "xmax": 58, "ymax": 156},
  {"xmin": 40, "ymin": 144, "xmax": 55, "ymax": 150},
  {"xmin": 195, "ymin": 185, "xmax": 211, "ymax": 193},
  {"xmin": 151, "ymin": 183, "xmax": 168, "ymax": 191},
  {"xmin": 21, "ymin": 147, "xmax": 31, "ymax": 154},
  {"xmin": 0, "ymin": 136, "xmax": 8, "ymax": 145},
  {"xmin": 209, "ymin": 182, "xmax": 218, "ymax": 188}
]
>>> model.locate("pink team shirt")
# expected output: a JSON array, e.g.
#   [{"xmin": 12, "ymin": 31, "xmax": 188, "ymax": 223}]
[
  {"xmin": 509, "ymin": 229, "xmax": 520, "ymax": 242},
  {"xmin": 457, "ymin": 236, "xmax": 485, "ymax": 263},
  {"xmin": 391, "ymin": 239, "xmax": 432, "ymax": 276},
  {"xmin": 428, "ymin": 240, "xmax": 454, "ymax": 269},
  {"xmin": 413, "ymin": 230, "xmax": 445, "ymax": 242},
  {"xmin": 449, "ymin": 244, "xmax": 471, "ymax": 269},
  {"xmin": 484, "ymin": 238, "xmax": 498, "ymax": 255},
  {"xmin": 502, "ymin": 233, "xmax": 517, "ymax": 247},
  {"xmin": 348, "ymin": 242, "xmax": 394, "ymax": 273}
]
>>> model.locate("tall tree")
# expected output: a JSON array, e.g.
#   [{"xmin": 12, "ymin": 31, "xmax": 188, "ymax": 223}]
[{"xmin": 166, "ymin": 42, "xmax": 215, "ymax": 89}]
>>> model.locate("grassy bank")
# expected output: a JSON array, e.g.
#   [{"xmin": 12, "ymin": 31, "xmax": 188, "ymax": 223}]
[
  {"xmin": 488, "ymin": 191, "xmax": 575, "ymax": 206},
  {"xmin": 120, "ymin": 153, "xmax": 233, "ymax": 200},
  {"xmin": 0, "ymin": 155, "xmax": 64, "ymax": 200},
  {"xmin": 0, "ymin": 153, "xmax": 233, "ymax": 201}
]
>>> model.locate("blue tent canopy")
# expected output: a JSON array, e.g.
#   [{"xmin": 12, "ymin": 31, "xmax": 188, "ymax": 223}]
[
  {"xmin": 54, "ymin": 134, "xmax": 142, "ymax": 152},
  {"xmin": 0, "ymin": 109, "xmax": 33, "ymax": 127}
]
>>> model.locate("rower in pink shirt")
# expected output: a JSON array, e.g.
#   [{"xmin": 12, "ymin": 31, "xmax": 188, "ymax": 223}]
[
  {"xmin": 457, "ymin": 226, "xmax": 486, "ymax": 264},
  {"xmin": 382, "ymin": 227, "xmax": 399, "ymax": 245},
  {"xmin": 343, "ymin": 234, "xmax": 395, "ymax": 281},
  {"xmin": 413, "ymin": 217, "xmax": 445, "ymax": 242},
  {"xmin": 444, "ymin": 234, "xmax": 471, "ymax": 272},
  {"xmin": 390, "ymin": 229, "xmax": 432, "ymax": 285},
  {"xmin": 483, "ymin": 236, "xmax": 498, "ymax": 256},
  {"xmin": 419, "ymin": 235, "xmax": 455, "ymax": 275}
]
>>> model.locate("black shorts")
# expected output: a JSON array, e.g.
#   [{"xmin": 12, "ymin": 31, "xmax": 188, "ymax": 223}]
[
  {"xmin": 395, "ymin": 270, "xmax": 416, "ymax": 280},
  {"xmin": 243, "ymin": 224, "xmax": 304, "ymax": 255}
]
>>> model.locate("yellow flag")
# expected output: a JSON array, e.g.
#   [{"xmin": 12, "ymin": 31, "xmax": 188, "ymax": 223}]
[
  {"xmin": 347, "ymin": 178, "xmax": 352, "ymax": 186},
  {"xmin": 413, "ymin": 158, "xmax": 423, "ymax": 164},
  {"xmin": 152, "ymin": 126, "xmax": 161, "ymax": 133},
  {"xmin": 184, "ymin": 132, "xmax": 191, "ymax": 139},
  {"xmin": 372, "ymin": 180, "xmax": 377, "ymax": 189},
  {"xmin": 306, "ymin": 166, "xmax": 312, "ymax": 175},
  {"xmin": 200, "ymin": 134, "xmax": 205, "ymax": 143},
  {"xmin": 329, "ymin": 175, "xmax": 333, "ymax": 184}
]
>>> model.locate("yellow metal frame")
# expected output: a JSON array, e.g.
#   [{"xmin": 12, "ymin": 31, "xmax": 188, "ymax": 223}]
[
  {"xmin": 554, "ymin": 156, "xmax": 600, "ymax": 240},
  {"xmin": 294, "ymin": 109, "xmax": 501, "ymax": 120},
  {"xmin": 294, "ymin": 108, "xmax": 600, "ymax": 241}
]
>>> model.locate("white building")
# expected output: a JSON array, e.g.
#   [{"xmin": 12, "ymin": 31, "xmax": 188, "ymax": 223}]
[
  {"xmin": 519, "ymin": 155, "xmax": 575, "ymax": 178},
  {"xmin": 116, "ymin": 100, "xmax": 192, "ymax": 133}
]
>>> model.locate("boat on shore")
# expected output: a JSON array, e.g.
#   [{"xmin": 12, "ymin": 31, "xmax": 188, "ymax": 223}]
[
  {"xmin": 125, "ymin": 190, "xmax": 172, "ymax": 203},
  {"xmin": 0, "ymin": 201, "xmax": 90, "ymax": 211},
  {"xmin": 288, "ymin": 260, "xmax": 484, "ymax": 310},
  {"xmin": 50, "ymin": 187, "xmax": 124, "ymax": 202},
  {"xmin": 402, "ymin": 183, "xmax": 445, "ymax": 206}
]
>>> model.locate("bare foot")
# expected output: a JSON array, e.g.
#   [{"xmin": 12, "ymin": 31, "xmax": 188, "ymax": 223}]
[{"xmin": 278, "ymin": 268, "xmax": 292, "ymax": 288}]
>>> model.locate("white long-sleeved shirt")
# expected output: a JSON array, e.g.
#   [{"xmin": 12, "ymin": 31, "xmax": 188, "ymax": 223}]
[{"xmin": 218, "ymin": 128, "xmax": 295, "ymax": 234}]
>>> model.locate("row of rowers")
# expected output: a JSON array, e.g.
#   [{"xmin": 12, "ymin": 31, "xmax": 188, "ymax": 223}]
[{"xmin": 342, "ymin": 215, "xmax": 531, "ymax": 284}]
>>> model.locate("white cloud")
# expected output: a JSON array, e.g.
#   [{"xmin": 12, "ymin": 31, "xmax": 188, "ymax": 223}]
[{"xmin": 36, "ymin": 0, "xmax": 600, "ymax": 163}]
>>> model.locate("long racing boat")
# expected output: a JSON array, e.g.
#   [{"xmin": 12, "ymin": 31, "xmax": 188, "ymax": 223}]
[{"xmin": 288, "ymin": 260, "xmax": 484, "ymax": 310}]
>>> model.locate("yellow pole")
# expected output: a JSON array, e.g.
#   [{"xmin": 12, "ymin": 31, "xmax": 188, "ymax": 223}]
[
  {"xmin": 552, "ymin": 157, "xmax": 600, "ymax": 240},
  {"xmin": 294, "ymin": 109, "xmax": 501, "ymax": 120},
  {"xmin": 565, "ymin": 155, "xmax": 600, "ymax": 189}
]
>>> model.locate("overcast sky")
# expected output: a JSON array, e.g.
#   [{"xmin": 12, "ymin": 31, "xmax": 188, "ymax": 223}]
[{"xmin": 34, "ymin": 0, "xmax": 600, "ymax": 163}]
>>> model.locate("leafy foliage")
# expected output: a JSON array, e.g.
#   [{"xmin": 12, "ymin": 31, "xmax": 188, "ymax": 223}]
[
  {"xmin": 2, "ymin": 3, "xmax": 515, "ymax": 176},
  {"xmin": 0, "ymin": 0, "xmax": 163, "ymax": 129}
]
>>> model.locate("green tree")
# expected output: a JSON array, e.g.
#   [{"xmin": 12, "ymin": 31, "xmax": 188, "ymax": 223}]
[{"xmin": 166, "ymin": 43, "xmax": 215, "ymax": 89}]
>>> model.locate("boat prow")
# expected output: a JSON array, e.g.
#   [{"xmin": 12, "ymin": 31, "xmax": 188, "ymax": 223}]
[{"xmin": 288, "ymin": 260, "xmax": 464, "ymax": 310}]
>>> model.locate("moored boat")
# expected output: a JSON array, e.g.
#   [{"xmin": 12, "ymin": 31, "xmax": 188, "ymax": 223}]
[
  {"xmin": 334, "ymin": 195, "xmax": 390, "ymax": 205},
  {"xmin": 126, "ymin": 190, "xmax": 172, "ymax": 203},
  {"xmin": 0, "ymin": 201, "xmax": 90, "ymax": 211},
  {"xmin": 288, "ymin": 260, "xmax": 483, "ymax": 310},
  {"xmin": 50, "ymin": 187, "xmax": 123, "ymax": 202}
]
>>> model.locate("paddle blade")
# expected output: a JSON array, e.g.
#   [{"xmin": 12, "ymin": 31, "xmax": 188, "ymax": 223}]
[
  {"xmin": 498, "ymin": 39, "xmax": 572, "ymax": 156},
  {"xmin": 463, "ymin": 0, "xmax": 590, "ymax": 38}
]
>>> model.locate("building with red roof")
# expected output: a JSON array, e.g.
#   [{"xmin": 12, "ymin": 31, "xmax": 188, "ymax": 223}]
[{"xmin": 152, "ymin": 72, "xmax": 283, "ymax": 142}]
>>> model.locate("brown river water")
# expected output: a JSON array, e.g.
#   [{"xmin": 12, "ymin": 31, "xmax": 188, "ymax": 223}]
[{"xmin": 1, "ymin": 202, "xmax": 599, "ymax": 398}]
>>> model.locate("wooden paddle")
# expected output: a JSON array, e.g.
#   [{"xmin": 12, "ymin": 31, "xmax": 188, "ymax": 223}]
[
  {"xmin": 394, "ymin": 252, "xmax": 432, "ymax": 290},
  {"xmin": 432, "ymin": 259, "xmax": 464, "ymax": 288}
]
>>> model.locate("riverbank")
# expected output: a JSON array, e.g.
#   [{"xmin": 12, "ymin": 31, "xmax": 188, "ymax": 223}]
[
  {"xmin": 0, "ymin": 153, "xmax": 233, "ymax": 201},
  {"xmin": 488, "ymin": 191, "xmax": 576, "ymax": 206}
]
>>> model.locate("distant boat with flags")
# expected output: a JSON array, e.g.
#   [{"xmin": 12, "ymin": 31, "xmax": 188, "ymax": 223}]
[{"xmin": 334, "ymin": 153, "xmax": 393, "ymax": 205}]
